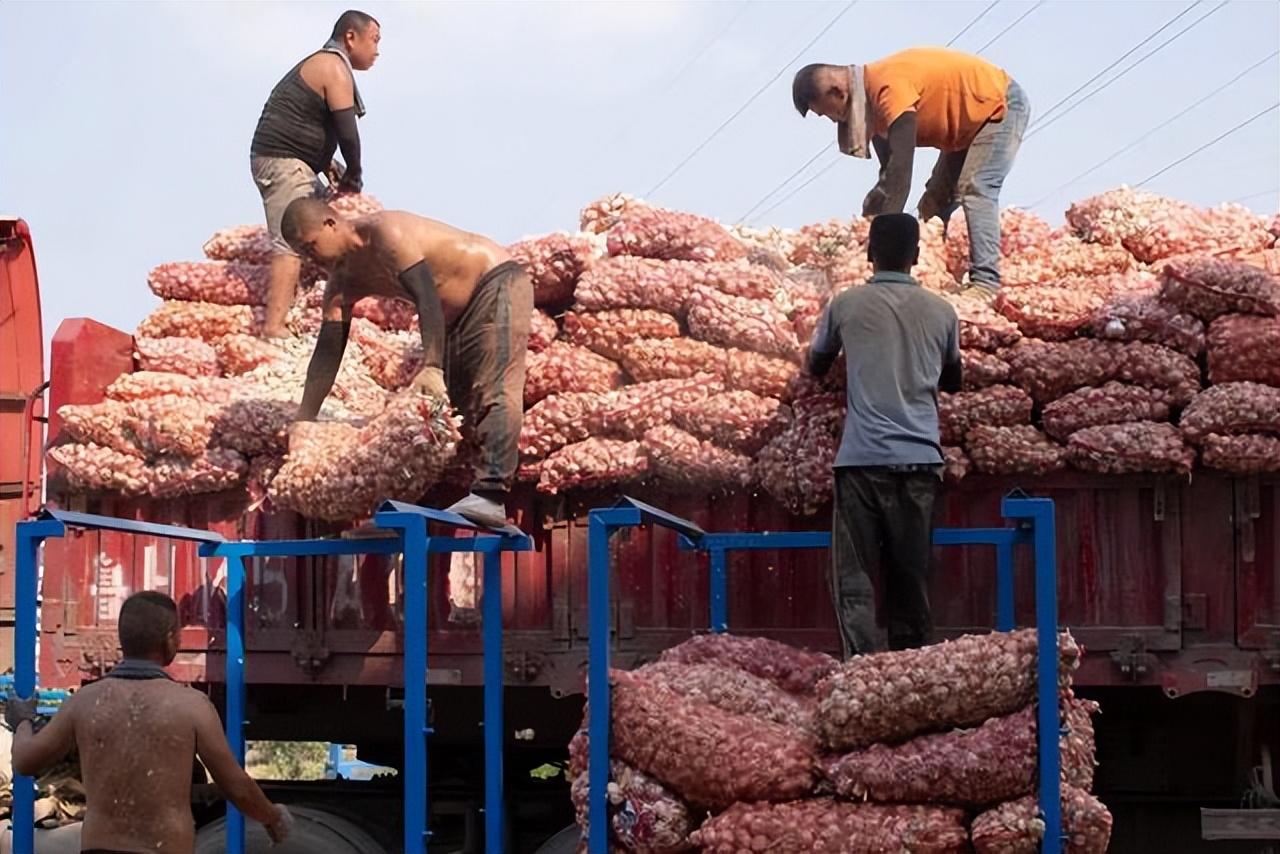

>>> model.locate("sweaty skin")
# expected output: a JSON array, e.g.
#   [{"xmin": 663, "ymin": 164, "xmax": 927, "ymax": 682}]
[{"xmin": 12, "ymin": 679, "xmax": 278, "ymax": 853}]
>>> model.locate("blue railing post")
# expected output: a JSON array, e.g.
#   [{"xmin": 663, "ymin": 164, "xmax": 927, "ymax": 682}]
[
  {"xmin": 708, "ymin": 546, "xmax": 728, "ymax": 633},
  {"xmin": 225, "ymin": 553, "xmax": 248, "ymax": 854},
  {"xmin": 396, "ymin": 516, "xmax": 431, "ymax": 854},
  {"xmin": 995, "ymin": 539, "xmax": 1016, "ymax": 632},
  {"xmin": 482, "ymin": 546, "xmax": 505, "ymax": 854},
  {"xmin": 585, "ymin": 511, "xmax": 616, "ymax": 854}
]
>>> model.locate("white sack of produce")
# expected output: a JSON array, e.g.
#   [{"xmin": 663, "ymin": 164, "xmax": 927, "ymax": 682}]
[
  {"xmin": 138, "ymin": 300, "xmax": 256, "ymax": 342},
  {"xmin": 349, "ymin": 319, "xmax": 422, "ymax": 390},
  {"xmin": 519, "ymin": 391, "xmax": 612, "ymax": 459},
  {"xmin": 58, "ymin": 400, "xmax": 142, "ymax": 457},
  {"xmin": 575, "ymin": 257, "xmax": 698, "ymax": 315},
  {"xmin": 944, "ymin": 446, "xmax": 970, "ymax": 483},
  {"xmin": 966, "ymin": 424, "xmax": 1066, "ymax": 476},
  {"xmin": 944, "ymin": 208, "xmax": 1053, "ymax": 280},
  {"xmin": 268, "ymin": 390, "xmax": 461, "ymax": 521},
  {"xmin": 1041, "ymin": 382, "xmax": 1173, "ymax": 441},
  {"xmin": 1000, "ymin": 233, "xmax": 1134, "ymax": 286},
  {"xmin": 970, "ymin": 784, "xmax": 1113, "ymax": 854},
  {"xmin": 962, "ymin": 350, "xmax": 1012, "ymax": 390},
  {"xmin": 688, "ymin": 799, "xmax": 969, "ymax": 854},
  {"xmin": 620, "ymin": 338, "xmax": 728, "ymax": 383},
  {"xmin": 671, "ymin": 390, "xmax": 784, "ymax": 456},
  {"xmin": 1200, "ymin": 433, "xmax": 1280, "ymax": 474},
  {"xmin": 507, "ymin": 232, "xmax": 603, "ymax": 307},
  {"xmin": 580, "ymin": 192, "xmax": 647, "ymax": 235},
  {"xmin": 1207, "ymin": 314, "xmax": 1280, "ymax": 385},
  {"xmin": 1065, "ymin": 422, "xmax": 1193, "ymax": 476},
  {"xmin": 724, "ymin": 349, "xmax": 799, "ymax": 399},
  {"xmin": 755, "ymin": 394, "xmax": 843, "ymax": 515},
  {"xmin": 657, "ymin": 632, "xmax": 837, "ymax": 696},
  {"xmin": 528, "ymin": 309, "xmax": 559, "ymax": 353},
  {"xmin": 134, "ymin": 337, "xmax": 220, "ymax": 377},
  {"xmin": 1001, "ymin": 339, "xmax": 1198, "ymax": 403},
  {"xmin": 215, "ymin": 334, "xmax": 288, "ymax": 375},
  {"xmin": 202, "ymin": 224, "xmax": 275, "ymax": 265},
  {"xmin": 593, "ymin": 375, "xmax": 723, "ymax": 440},
  {"xmin": 822, "ymin": 696, "xmax": 1098, "ymax": 807},
  {"xmin": 1091, "ymin": 289, "xmax": 1204, "ymax": 356},
  {"xmin": 816, "ymin": 629, "xmax": 1080, "ymax": 751},
  {"xmin": 562, "ymin": 308, "xmax": 681, "ymax": 361},
  {"xmin": 944, "ymin": 293, "xmax": 1022, "ymax": 351},
  {"xmin": 524, "ymin": 341, "xmax": 623, "ymax": 405},
  {"xmin": 147, "ymin": 261, "xmax": 270, "ymax": 306},
  {"xmin": 107, "ymin": 371, "xmax": 235, "ymax": 405},
  {"xmin": 685, "ymin": 286, "xmax": 799, "ymax": 359},
  {"xmin": 939, "ymin": 386, "xmax": 1033, "ymax": 445},
  {"xmin": 148, "ymin": 448, "xmax": 248, "ymax": 498},
  {"xmin": 1159, "ymin": 257, "xmax": 1280, "ymax": 320},
  {"xmin": 1179, "ymin": 382, "xmax": 1280, "ymax": 442},
  {"xmin": 569, "ymin": 761, "xmax": 695, "ymax": 854},
  {"xmin": 995, "ymin": 281, "xmax": 1108, "ymax": 341},
  {"xmin": 635, "ymin": 661, "xmax": 817, "ymax": 736},
  {"xmin": 49, "ymin": 443, "xmax": 245, "ymax": 498},
  {"xmin": 211, "ymin": 399, "xmax": 297, "ymax": 456},
  {"xmin": 49, "ymin": 443, "xmax": 150, "ymax": 494},
  {"xmin": 789, "ymin": 217, "xmax": 870, "ymax": 266},
  {"xmin": 534, "ymin": 438, "xmax": 649, "ymax": 495},
  {"xmin": 126, "ymin": 395, "xmax": 217, "ymax": 458},
  {"xmin": 351, "ymin": 295, "xmax": 417, "ymax": 332},
  {"xmin": 643, "ymin": 425, "xmax": 753, "ymax": 491},
  {"xmin": 606, "ymin": 207, "xmax": 746, "ymax": 263},
  {"xmin": 607, "ymin": 669, "xmax": 816, "ymax": 810},
  {"xmin": 690, "ymin": 259, "xmax": 788, "ymax": 302}
]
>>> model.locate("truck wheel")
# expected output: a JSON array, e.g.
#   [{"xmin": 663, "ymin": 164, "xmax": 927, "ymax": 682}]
[
  {"xmin": 534, "ymin": 824, "xmax": 581, "ymax": 854},
  {"xmin": 195, "ymin": 805, "xmax": 387, "ymax": 854}
]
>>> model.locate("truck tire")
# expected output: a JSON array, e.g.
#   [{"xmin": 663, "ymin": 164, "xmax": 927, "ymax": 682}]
[
  {"xmin": 534, "ymin": 824, "xmax": 581, "ymax": 854},
  {"xmin": 194, "ymin": 805, "xmax": 387, "ymax": 854}
]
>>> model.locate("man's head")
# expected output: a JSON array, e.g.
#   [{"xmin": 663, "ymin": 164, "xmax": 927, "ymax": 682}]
[
  {"xmin": 281, "ymin": 198, "xmax": 356, "ymax": 264},
  {"xmin": 119, "ymin": 591, "xmax": 181, "ymax": 664},
  {"xmin": 332, "ymin": 10, "xmax": 381, "ymax": 71},
  {"xmin": 867, "ymin": 213, "xmax": 921, "ymax": 273},
  {"xmin": 793, "ymin": 63, "xmax": 850, "ymax": 122}
]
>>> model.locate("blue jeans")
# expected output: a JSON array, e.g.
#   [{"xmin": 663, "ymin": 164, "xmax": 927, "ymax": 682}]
[{"xmin": 926, "ymin": 79, "xmax": 1031, "ymax": 289}]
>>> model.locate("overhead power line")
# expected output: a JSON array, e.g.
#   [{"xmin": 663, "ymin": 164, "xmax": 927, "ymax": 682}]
[
  {"xmin": 659, "ymin": 2, "xmax": 752, "ymax": 96},
  {"xmin": 736, "ymin": 143, "xmax": 829, "ymax": 223},
  {"xmin": 973, "ymin": 0, "xmax": 1045, "ymax": 54},
  {"xmin": 645, "ymin": 0, "xmax": 859, "ymax": 198},
  {"xmin": 752, "ymin": 154, "xmax": 844, "ymax": 223},
  {"xmin": 1024, "ymin": 0, "xmax": 1229, "ymax": 140},
  {"xmin": 1027, "ymin": 49, "xmax": 1279, "ymax": 210},
  {"xmin": 946, "ymin": 1, "xmax": 1001, "ymax": 47},
  {"xmin": 1136, "ymin": 103, "xmax": 1279, "ymax": 187}
]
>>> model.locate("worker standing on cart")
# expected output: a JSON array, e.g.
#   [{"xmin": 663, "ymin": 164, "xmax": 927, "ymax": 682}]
[
  {"xmin": 281, "ymin": 198, "xmax": 533, "ymax": 530},
  {"xmin": 806, "ymin": 213, "xmax": 963, "ymax": 658},
  {"xmin": 251, "ymin": 10, "xmax": 381, "ymax": 339},
  {"xmin": 792, "ymin": 48, "xmax": 1030, "ymax": 296},
  {"xmin": 7, "ymin": 592, "xmax": 293, "ymax": 851}
]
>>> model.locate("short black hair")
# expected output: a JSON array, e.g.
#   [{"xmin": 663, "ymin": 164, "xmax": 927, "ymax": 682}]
[
  {"xmin": 118, "ymin": 591, "xmax": 179, "ymax": 658},
  {"xmin": 281, "ymin": 197, "xmax": 337, "ymax": 249},
  {"xmin": 332, "ymin": 10, "xmax": 379, "ymax": 41},
  {"xmin": 792, "ymin": 63, "xmax": 836, "ymax": 116},
  {"xmin": 867, "ymin": 213, "xmax": 920, "ymax": 272}
]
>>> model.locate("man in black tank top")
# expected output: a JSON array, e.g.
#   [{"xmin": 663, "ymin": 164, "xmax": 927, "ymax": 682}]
[{"xmin": 250, "ymin": 10, "xmax": 381, "ymax": 339}]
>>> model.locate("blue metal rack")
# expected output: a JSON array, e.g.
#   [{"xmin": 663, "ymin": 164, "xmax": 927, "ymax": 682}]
[
  {"xmin": 13, "ymin": 502, "xmax": 531, "ymax": 854},
  {"xmin": 584, "ymin": 494, "xmax": 1062, "ymax": 854}
]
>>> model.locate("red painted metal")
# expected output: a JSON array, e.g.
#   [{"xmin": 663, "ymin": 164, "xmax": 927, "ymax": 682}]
[{"xmin": 1236, "ymin": 477, "xmax": 1280, "ymax": 670}]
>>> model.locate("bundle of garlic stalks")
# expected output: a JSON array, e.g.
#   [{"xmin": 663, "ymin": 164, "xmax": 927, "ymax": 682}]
[{"xmin": 49, "ymin": 187, "xmax": 1280, "ymax": 520}]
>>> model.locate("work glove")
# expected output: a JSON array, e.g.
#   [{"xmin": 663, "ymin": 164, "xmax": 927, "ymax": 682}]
[
  {"xmin": 861, "ymin": 186, "xmax": 889, "ymax": 218},
  {"xmin": 4, "ymin": 695, "xmax": 38, "ymax": 731},
  {"xmin": 265, "ymin": 804, "xmax": 294, "ymax": 845},
  {"xmin": 917, "ymin": 191, "xmax": 947, "ymax": 224},
  {"xmin": 410, "ymin": 366, "xmax": 448, "ymax": 400},
  {"xmin": 336, "ymin": 173, "xmax": 363, "ymax": 195}
]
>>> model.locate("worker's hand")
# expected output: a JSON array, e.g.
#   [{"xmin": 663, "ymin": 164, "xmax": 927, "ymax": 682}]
[
  {"xmin": 259, "ymin": 324, "xmax": 292, "ymax": 341},
  {"xmin": 861, "ymin": 186, "xmax": 889, "ymax": 218},
  {"xmin": 265, "ymin": 804, "xmax": 294, "ymax": 845},
  {"xmin": 917, "ymin": 192, "xmax": 947, "ymax": 223},
  {"xmin": 336, "ymin": 173, "xmax": 363, "ymax": 195},
  {"xmin": 325, "ymin": 160, "xmax": 345, "ymax": 187},
  {"xmin": 4, "ymin": 695, "xmax": 38, "ymax": 731},
  {"xmin": 409, "ymin": 366, "xmax": 448, "ymax": 400}
]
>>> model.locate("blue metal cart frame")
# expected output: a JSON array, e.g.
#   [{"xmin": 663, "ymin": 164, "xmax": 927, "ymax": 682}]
[
  {"xmin": 584, "ymin": 494, "xmax": 1062, "ymax": 854},
  {"xmin": 13, "ymin": 501, "xmax": 531, "ymax": 854}
]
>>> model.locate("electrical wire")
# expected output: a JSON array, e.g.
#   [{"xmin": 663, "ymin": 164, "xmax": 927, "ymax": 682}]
[
  {"xmin": 751, "ymin": 154, "xmax": 844, "ymax": 223},
  {"xmin": 1135, "ymin": 103, "xmax": 1278, "ymax": 187},
  {"xmin": 973, "ymin": 0, "xmax": 1045, "ymax": 54},
  {"xmin": 946, "ymin": 0, "xmax": 1001, "ymax": 47}
]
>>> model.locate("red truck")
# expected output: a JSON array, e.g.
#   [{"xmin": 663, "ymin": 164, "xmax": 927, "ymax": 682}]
[{"xmin": 3, "ymin": 215, "xmax": 1279, "ymax": 852}]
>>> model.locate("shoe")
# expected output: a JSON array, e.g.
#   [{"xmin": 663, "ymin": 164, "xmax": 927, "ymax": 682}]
[
  {"xmin": 960, "ymin": 284, "xmax": 998, "ymax": 304},
  {"xmin": 446, "ymin": 493, "xmax": 509, "ymax": 529}
]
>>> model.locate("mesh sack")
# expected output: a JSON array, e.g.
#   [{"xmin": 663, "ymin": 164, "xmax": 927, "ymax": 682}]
[
  {"xmin": 1042, "ymin": 382, "xmax": 1174, "ymax": 441},
  {"xmin": 147, "ymin": 261, "xmax": 269, "ymax": 306},
  {"xmin": 606, "ymin": 207, "xmax": 746, "ymax": 263},
  {"xmin": 579, "ymin": 192, "xmax": 647, "ymax": 235},
  {"xmin": 945, "ymin": 208, "xmax": 1054, "ymax": 280},
  {"xmin": 995, "ymin": 281, "xmax": 1109, "ymax": 341},
  {"xmin": 1207, "ymin": 314, "xmax": 1280, "ymax": 385},
  {"xmin": 755, "ymin": 393, "xmax": 844, "ymax": 515},
  {"xmin": 593, "ymin": 375, "xmax": 723, "ymax": 440},
  {"xmin": 528, "ymin": 309, "xmax": 559, "ymax": 353},
  {"xmin": 670, "ymin": 389, "xmax": 785, "ymax": 455},
  {"xmin": 656, "ymin": 633, "xmax": 837, "ymax": 696},
  {"xmin": 1159, "ymin": 257, "xmax": 1280, "ymax": 320},
  {"xmin": 635, "ymin": 661, "xmax": 817, "ymax": 736},
  {"xmin": 133, "ymin": 337, "xmax": 220, "ymax": 377},
  {"xmin": 962, "ymin": 350, "xmax": 1012, "ymax": 390},
  {"xmin": 1066, "ymin": 422, "xmax": 1194, "ymax": 475},
  {"xmin": 56, "ymin": 400, "xmax": 142, "ymax": 457},
  {"xmin": 1091, "ymin": 289, "xmax": 1205, "ymax": 356},
  {"xmin": 562, "ymin": 308, "xmax": 681, "ymax": 361},
  {"xmin": 1200, "ymin": 433, "xmax": 1280, "ymax": 475},
  {"xmin": 971, "ymin": 784, "xmax": 1113, "ymax": 854},
  {"xmin": 620, "ymin": 338, "xmax": 729, "ymax": 383},
  {"xmin": 643, "ymin": 425, "xmax": 753, "ymax": 490},
  {"xmin": 1180, "ymin": 382, "xmax": 1280, "ymax": 442},
  {"xmin": 214, "ymin": 334, "xmax": 289, "ymax": 375},
  {"xmin": 148, "ymin": 448, "xmax": 248, "ymax": 498},
  {"xmin": 724, "ymin": 349, "xmax": 799, "ymax": 399},
  {"xmin": 944, "ymin": 293, "xmax": 1022, "ymax": 351},
  {"xmin": 106, "ymin": 372, "xmax": 236, "ymax": 405},
  {"xmin": 525, "ymin": 342, "xmax": 623, "ymax": 405},
  {"xmin": 569, "ymin": 761, "xmax": 694, "ymax": 853},
  {"xmin": 137, "ymin": 301, "xmax": 256, "ymax": 342},
  {"xmin": 535, "ymin": 438, "xmax": 650, "ymax": 495},
  {"xmin": 575, "ymin": 257, "xmax": 699, "ymax": 315},
  {"xmin": 939, "ymin": 386, "xmax": 1033, "ymax": 445},
  {"xmin": 685, "ymin": 286, "xmax": 800, "ymax": 359},
  {"xmin": 519, "ymin": 391, "xmax": 613, "ymax": 459},
  {"xmin": 944, "ymin": 446, "xmax": 970, "ymax": 483},
  {"xmin": 48, "ymin": 443, "xmax": 150, "ymax": 495},
  {"xmin": 966, "ymin": 425, "xmax": 1066, "ymax": 476},
  {"xmin": 508, "ymin": 232, "xmax": 603, "ymax": 307}
]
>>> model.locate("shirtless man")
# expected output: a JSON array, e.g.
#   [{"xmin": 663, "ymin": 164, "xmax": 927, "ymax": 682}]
[
  {"xmin": 280, "ymin": 198, "xmax": 533, "ymax": 529},
  {"xmin": 7, "ymin": 592, "xmax": 291, "ymax": 853}
]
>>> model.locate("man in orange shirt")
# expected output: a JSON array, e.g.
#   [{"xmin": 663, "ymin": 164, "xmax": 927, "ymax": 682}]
[{"xmin": 792, "ymin": 48, "xmax": 1030, "ymax": 296}]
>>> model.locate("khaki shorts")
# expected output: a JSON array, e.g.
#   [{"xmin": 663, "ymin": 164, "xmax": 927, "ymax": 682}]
[{"xmin": 250, "ymin": 156, "xmax": 325, "ymax": 257}]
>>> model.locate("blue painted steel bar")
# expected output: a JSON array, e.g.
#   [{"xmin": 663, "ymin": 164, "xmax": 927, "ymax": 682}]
[
  {"xmin": 36, "ymin": 508, "xmax": 224, "ymax": 543},
  {"xmin": 483, "ymin": 548, "xmax": 504, "ymax": 854},
  {"xmin": 1003, "ymin": 497, "xmax": 1063, "ymax": 854},
  {"xmin": 225, "ymin": 554, "xmax": 248, "ymax": 854},
  {"xmin": 611, "ymin": 496, "xmax": 705, "ymax": 540},
  {"xmin": 707, "ymin": 547, "xmax": 728, "ymax": 633},
  {"xmin": 995, "ymin": 539, "xmax": 1016, "ymax": 632},
  {"xmin": 13, "ymin": 518, "xmax": 64, "ymax": 854},
  {"xmin": 202, "ymin": 538, "xmax": 402, "ymax": 558},
  {"xmin": 932, "ymin": 528, "xmax": 1024, "ymax": 632}
]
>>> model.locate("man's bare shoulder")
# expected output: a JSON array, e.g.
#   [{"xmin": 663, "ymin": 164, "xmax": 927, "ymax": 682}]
[{"xmin": 299, "ymin": 51, "xmax": 348, "ymax": 81}]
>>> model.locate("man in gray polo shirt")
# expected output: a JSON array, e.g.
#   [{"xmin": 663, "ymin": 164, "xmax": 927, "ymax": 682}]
[{"xmin": 807, "ymin": 213, "xmax": 963, "ymax": 658}]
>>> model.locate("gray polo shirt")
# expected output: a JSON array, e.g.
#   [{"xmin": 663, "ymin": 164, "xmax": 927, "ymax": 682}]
[{"xmin": 809, "ymin": 271, "xmax": 960, "ymax": 467}]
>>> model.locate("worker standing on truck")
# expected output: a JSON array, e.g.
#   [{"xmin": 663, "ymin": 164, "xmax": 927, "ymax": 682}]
[
  {"xmin": 6, "ymin": 591, "xmax": 293, "ymax": 851},
  {"xmin": 807, "ymin": 214, "xmax": 963, "ymax": 658},
  {"xmin": 281, "ymin": 198, "xmax": 533, "ymax": 530},
  {"xmin": 251, "ymin": 10, "xmax": 381, "ymax": 339},
  {"xmin": 792, "ymin": 48, "xmax": 1030, "ymax": 296}
]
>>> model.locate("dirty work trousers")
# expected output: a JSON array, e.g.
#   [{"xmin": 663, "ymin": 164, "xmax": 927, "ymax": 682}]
[
  {"xmin": 829, "ymin": 465, "xmax": 940, "ymax": 658},
  {"xmin": 444, "ymin": 261, "xmax": 533, "ymax": 498}
]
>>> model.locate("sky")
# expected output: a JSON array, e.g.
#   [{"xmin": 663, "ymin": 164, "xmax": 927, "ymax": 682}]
[{"xmin": 3, "ymin": 0, "xmax": 1278, "ymax": 345}]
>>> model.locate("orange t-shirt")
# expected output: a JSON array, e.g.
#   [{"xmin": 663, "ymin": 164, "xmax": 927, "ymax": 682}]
[{"xmin": 864, "ymin": 47, "xmax": 1011, "ymax": 152}]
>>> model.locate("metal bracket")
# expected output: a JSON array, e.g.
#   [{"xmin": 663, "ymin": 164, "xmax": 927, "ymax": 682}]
[
  {"xmin": 1110, "ymin": 634, "xmax": 1155, "ymax": 680},
  {"xmin": 1152, "ymin": 482, "xmax": 1167, "ymax": 522},
  {"xmin": 504, "ymin": 650, "xmax": 545, "ymax": 682},
  {"xmin": 1262, "ymin": 632, "xmax": 1280, "ymax": 674},
  {"xmin": 290, "ymin": 631, "xmax": 331, "ymax": 676}
]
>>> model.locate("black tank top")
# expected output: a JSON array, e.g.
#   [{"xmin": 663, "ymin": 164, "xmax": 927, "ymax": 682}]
[{"xmin": 250, "ymin": 52, "xmax": 340, "ymax": 173}]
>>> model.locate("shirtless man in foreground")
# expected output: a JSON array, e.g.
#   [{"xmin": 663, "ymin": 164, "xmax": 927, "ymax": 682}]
[
  {"xmin": 280, "ymin": 198, "xmax": 533, "ymax": 528},
  {"xmin": 8, "ymin": 592, "xmax": 291, "ymax": 853}
]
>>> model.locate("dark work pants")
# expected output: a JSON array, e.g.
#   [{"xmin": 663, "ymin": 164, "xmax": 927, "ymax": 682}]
[
  {"xmin": 445, "ymin": 261, "xmax": 533, "ymax": 498},
  {"xmin": 830, "ymin": 466, "xmax": 940, "ymax": 658}
]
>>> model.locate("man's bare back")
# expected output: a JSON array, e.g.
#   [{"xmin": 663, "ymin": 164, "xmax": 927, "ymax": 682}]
[{"xmin": 325, "ymin": 210, "xmax": 511, "ymax": 323}]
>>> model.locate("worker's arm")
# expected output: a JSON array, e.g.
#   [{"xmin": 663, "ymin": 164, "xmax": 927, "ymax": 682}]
[
  {"xmin": 397, "ymin": 261, "xmax": 449, "ymax": 399},
  {"xmin": 193, "ymin": 694, "xmax": 292, "ymax": 842},
  {"xmin": 8, "ymin": 695, "xmax": 77, "ymax": 777},
  {"xmin": 297, "ymin": 280, "xmax": 352, "ymax": 420},
  {"xmin": 806, "ymin": 302, "xmax": 841, "ymax": 377},
  {"xmin": 862, "ymin": 112, "xmax": 917, "ymax": 217},
  {"xmin": 321, "ymin": 57, "xmax": 363, "ymax": 193},
  {"xmin": 939, "ymin": 313, "xmax": 963, "ymax": 393}
]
